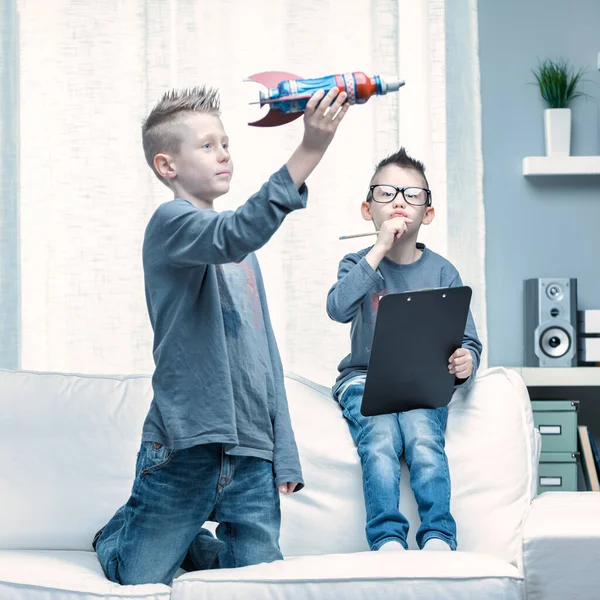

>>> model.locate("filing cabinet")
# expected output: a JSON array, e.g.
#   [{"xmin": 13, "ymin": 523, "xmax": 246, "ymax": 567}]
[{"xmin": 531, "ymin": 400, "xmax": 579, "ymax": 493}]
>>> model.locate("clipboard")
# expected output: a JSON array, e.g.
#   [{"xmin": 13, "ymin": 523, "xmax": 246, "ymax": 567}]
[{"xmin": 360, "ymin": 286, "xmax": 472, "ymax": 416}]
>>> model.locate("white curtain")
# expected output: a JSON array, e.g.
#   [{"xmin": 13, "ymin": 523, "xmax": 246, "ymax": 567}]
[{"xmin": 12, "ymin": 0, "xmax": 486, "ymax": 385}]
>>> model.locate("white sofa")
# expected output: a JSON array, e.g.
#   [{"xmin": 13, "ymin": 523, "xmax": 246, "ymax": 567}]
[{"xmin": 1, "ymin": 366, "xmax": 599, "ymax": 600}]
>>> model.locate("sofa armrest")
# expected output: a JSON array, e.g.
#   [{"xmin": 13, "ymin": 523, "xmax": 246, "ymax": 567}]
[{"xmin": 522, "ymin": 492, "xmax": 600, "ymax": 600}]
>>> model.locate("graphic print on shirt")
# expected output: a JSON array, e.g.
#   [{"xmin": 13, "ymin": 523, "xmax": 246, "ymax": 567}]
[
  {"xmin": 371, "ymin": 290, "xmax": 389, "ymax": 316},
  {"xmin": 215, "ymin": 257, "xmax": 275, "ymax": 436},
  {"xmin": 216, "ymin": 259, "xmax": 262, "ymax": 338}
]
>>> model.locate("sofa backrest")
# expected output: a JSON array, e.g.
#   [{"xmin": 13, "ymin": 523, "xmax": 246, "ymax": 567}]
[
  {"xmin": 0, "ymin": 369, "xmax": 152, "ymax": 551},
  {"xmin": 0, "ymin": 367, "xmax": 537, "ymax": 567}
]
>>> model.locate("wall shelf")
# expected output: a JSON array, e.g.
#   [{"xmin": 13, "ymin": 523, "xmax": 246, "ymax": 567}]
[
  {"xmin": 511, "ymin": 367, "xmax": 600, "ymax": 387},
  {"xmin": 523, "ymin": 156, "xmax": 600, "ymax": 176}
]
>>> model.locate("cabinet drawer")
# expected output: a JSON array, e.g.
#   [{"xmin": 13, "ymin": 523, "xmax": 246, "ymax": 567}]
[
  {"xmin": 537, "ymin": 452, "xmax": 578, "ymax": 493},
  {"xmin": 531, "ymin": 400, "xmax": 578, "ymax": 453}
]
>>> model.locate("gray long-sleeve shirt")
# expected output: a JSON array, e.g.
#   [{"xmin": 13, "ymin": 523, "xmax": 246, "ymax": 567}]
[
  {"xmin": 141, "ymin": 165, "xmax": 305, "ymax": 489},
  {"xmin": 327, "ymin": 243, "xmax": 482, "ymax": 399}
]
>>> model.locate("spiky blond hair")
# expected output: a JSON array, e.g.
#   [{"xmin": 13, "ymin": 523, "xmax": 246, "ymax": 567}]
[{"xmin": 142, "ymin": 86, "xmax": 221, "ymax": 186}]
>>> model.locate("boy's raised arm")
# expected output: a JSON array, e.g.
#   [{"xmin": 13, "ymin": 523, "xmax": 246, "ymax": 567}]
[
  {"xmin": 158, "ymin": 167, "xmax": 307, "ymax": 267},
  {"xmin": 285, "ymin": 88, "xmax": 349, "ymax": 190},
  {"xmin": 157, "ymin": 89, "xmax": 350, "ymax": 268}
]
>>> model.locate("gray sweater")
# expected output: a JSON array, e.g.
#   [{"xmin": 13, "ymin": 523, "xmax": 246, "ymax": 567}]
[
  {"xmin": 141, "ymin": 165, "xmax": 305, "ymax": 489},
  {"xmin": 327, "ymin": 243, "xmax": 482, "ymax": 399}
]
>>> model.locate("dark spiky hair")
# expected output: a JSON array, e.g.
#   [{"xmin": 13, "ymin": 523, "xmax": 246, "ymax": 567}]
[{"xmin": 371, "ymin": 147, "xmax": 429, "ymax": 188}]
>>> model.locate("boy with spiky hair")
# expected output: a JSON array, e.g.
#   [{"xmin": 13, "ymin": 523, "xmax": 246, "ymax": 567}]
[
  {"xmin": 327, "ymin": 147, "xmax": 482, "ymax": 554},
  {"xmin": 94, "ymin": 85, "xmax": 349, "ymax": 585}
]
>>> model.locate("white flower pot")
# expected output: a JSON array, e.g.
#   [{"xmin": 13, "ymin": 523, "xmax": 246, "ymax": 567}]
[{"xmin": 544, "ymin": 108, "xmax": 571, "ymax": 157}]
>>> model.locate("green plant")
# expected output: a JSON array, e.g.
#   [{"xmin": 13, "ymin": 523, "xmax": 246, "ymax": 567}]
[{"xmin": 532, "ymin": 58, "xmax": 587, "ymax": 108}]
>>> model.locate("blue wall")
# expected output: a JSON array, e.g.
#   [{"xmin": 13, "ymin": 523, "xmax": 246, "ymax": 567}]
[{"xmin": 478, "ymin": 0, "xmax": 600, "ymax": 366}]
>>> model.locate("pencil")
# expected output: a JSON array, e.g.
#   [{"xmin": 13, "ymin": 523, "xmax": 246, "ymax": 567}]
[{"xmin": 338, "ymin": 231, "xmax": 379, "ymax": 240}]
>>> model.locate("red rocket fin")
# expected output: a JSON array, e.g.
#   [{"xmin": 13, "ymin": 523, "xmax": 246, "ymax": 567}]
[
  {"xmin": 248, "ymin": 109, "xmax": 303, "ymax": 128},
  {"xmin": 246, "ymin": 71, "xmax": 305, "ymax": 127}
]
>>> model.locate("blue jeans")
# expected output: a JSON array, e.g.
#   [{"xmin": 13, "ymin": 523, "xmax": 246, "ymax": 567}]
[
  {"xmin": 94, "ymin": 442, "xmax": 282, "ymax": 585},
  {"xmin": 339, "ymin": 382, "xmax": 456, "ymax": 550}
]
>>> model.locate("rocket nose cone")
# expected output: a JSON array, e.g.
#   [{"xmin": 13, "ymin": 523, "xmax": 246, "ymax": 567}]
[{"xmin": 379, "ymin": 77, "xmax": 406, "ymax": 94}]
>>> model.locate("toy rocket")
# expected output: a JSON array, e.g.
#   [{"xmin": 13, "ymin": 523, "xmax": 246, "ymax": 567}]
[{"xmin": 247, "ymin": 71, "xmax": 405, "ymax": 127}]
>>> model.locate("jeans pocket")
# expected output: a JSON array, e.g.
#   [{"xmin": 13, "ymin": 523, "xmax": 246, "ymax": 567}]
[
  {"xmin": 435, "ymin": 406, "xmax": 449, "ymax": 431},
  {"xmin": 140, "ymin": 441, "xmax": 175, "ymax": 475}
]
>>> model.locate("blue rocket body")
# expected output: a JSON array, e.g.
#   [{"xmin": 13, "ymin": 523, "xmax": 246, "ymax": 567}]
[
  {"xmin": 261, "ymin": 74, "xmax": 387, "ymax": 114},
  {"xmin": 247, "ymin": 71, "xmax": 404, "ymax": 127}
]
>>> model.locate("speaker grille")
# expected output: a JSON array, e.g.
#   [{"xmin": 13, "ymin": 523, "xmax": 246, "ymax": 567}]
[{"xmin": 539, "ymin": 326, "xmax": 571, "ymax": 358}]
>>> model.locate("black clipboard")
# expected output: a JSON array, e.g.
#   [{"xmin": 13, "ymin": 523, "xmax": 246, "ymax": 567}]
[{"xmin": 360, "ymin": 286, "xmax": 472, "ymax": 416}]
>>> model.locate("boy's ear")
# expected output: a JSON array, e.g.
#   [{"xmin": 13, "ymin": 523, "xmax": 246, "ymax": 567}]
[
  {"xmin": 154, "ymin": 153, "xmax": 177, "ymax": 180},
  {"xmin": 361, "ymin": 200, "xmax": 374, "ymax": 221},
  {"xmin": 421, "ymin": 205, "xmax": 435, "ymax": 225}
]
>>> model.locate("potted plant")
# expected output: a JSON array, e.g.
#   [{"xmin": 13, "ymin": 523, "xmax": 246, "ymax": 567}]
[{"xmin": 532, "ymin": 58, "xmax": 587, "ymax": 157}]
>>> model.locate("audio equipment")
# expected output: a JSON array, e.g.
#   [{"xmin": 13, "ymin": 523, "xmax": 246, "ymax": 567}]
[{"xmin": 524, "ymin": 278, "xmax": 578, "ymax": 367}]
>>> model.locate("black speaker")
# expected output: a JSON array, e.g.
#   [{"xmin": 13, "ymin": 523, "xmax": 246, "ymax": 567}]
[{"xmin": 524, "ymin": 278, "xmax": 578, "ymax": 367}]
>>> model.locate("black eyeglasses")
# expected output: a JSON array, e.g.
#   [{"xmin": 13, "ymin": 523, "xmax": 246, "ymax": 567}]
[{"xmin": 369, "ymin": 184, "xmax": 432, "ymax": 207}]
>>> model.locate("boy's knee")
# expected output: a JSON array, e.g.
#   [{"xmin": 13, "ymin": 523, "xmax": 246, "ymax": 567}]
[
  {"xmin": 358, "ymin": 420, "xmax": 400, "ymax": 454},
  {"xmin": 117, "ymin": 563, "xmax": 173, "ymax": 586},
  {"xmin": 109, "ymin": 551, "xmax": 178, "ymax": 586},
  {"xmin": 405, "ymin": 434, "xmax": 447, "ymax": 472},
  {"xmin": 402, "ymin": 409, "xmax": 442, "ymax": 438},
  {"xmin": 364, "ymin": 415, "xmax": 400, "ymax": 440}
]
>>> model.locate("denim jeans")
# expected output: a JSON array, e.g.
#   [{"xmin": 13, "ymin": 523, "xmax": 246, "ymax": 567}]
[
  {"xmin": 94, "ymin": 442, "xmax": 282, "ymax": 585},
  {"xmin": 339, "ymin": 382, "xmax": 456, "ymax": 550}
]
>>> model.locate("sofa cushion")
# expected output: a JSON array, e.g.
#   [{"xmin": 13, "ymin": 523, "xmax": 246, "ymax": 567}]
[
  {"xmin": 0, "ymin": 369, "xmax": 153, "ymax": 551},
  {"xmin": 280, "ymin": 368, "xmax": 537, "ymax": 567},
  {"xmin": 445, "ymin": 368, "xmax": 537, "ymax": 566},
  {"xmin": 0, "ymin": 550, "xmax": 169, "ymax": 599},
  {"xmin": 171, "ymin": 550, "xmax": 524, "ymax": 600},
  {"xmin": 522, "ymin": 491, "xmax": 600, "ymax": 600}
]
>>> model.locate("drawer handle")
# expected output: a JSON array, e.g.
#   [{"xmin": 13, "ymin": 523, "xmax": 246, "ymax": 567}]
[
  {"xmin": 539, "ymin": 425, "xmax": 562, "ymax": 435},
  {"xmin": 540, "ymin": 476, "xmax": 562, "ymax": 487}
]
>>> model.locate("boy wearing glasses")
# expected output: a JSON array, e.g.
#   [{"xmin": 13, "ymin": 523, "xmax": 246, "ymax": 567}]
[{"xmin": 326, "ymin": 147, "xmax": 482, "ymax": 553}]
